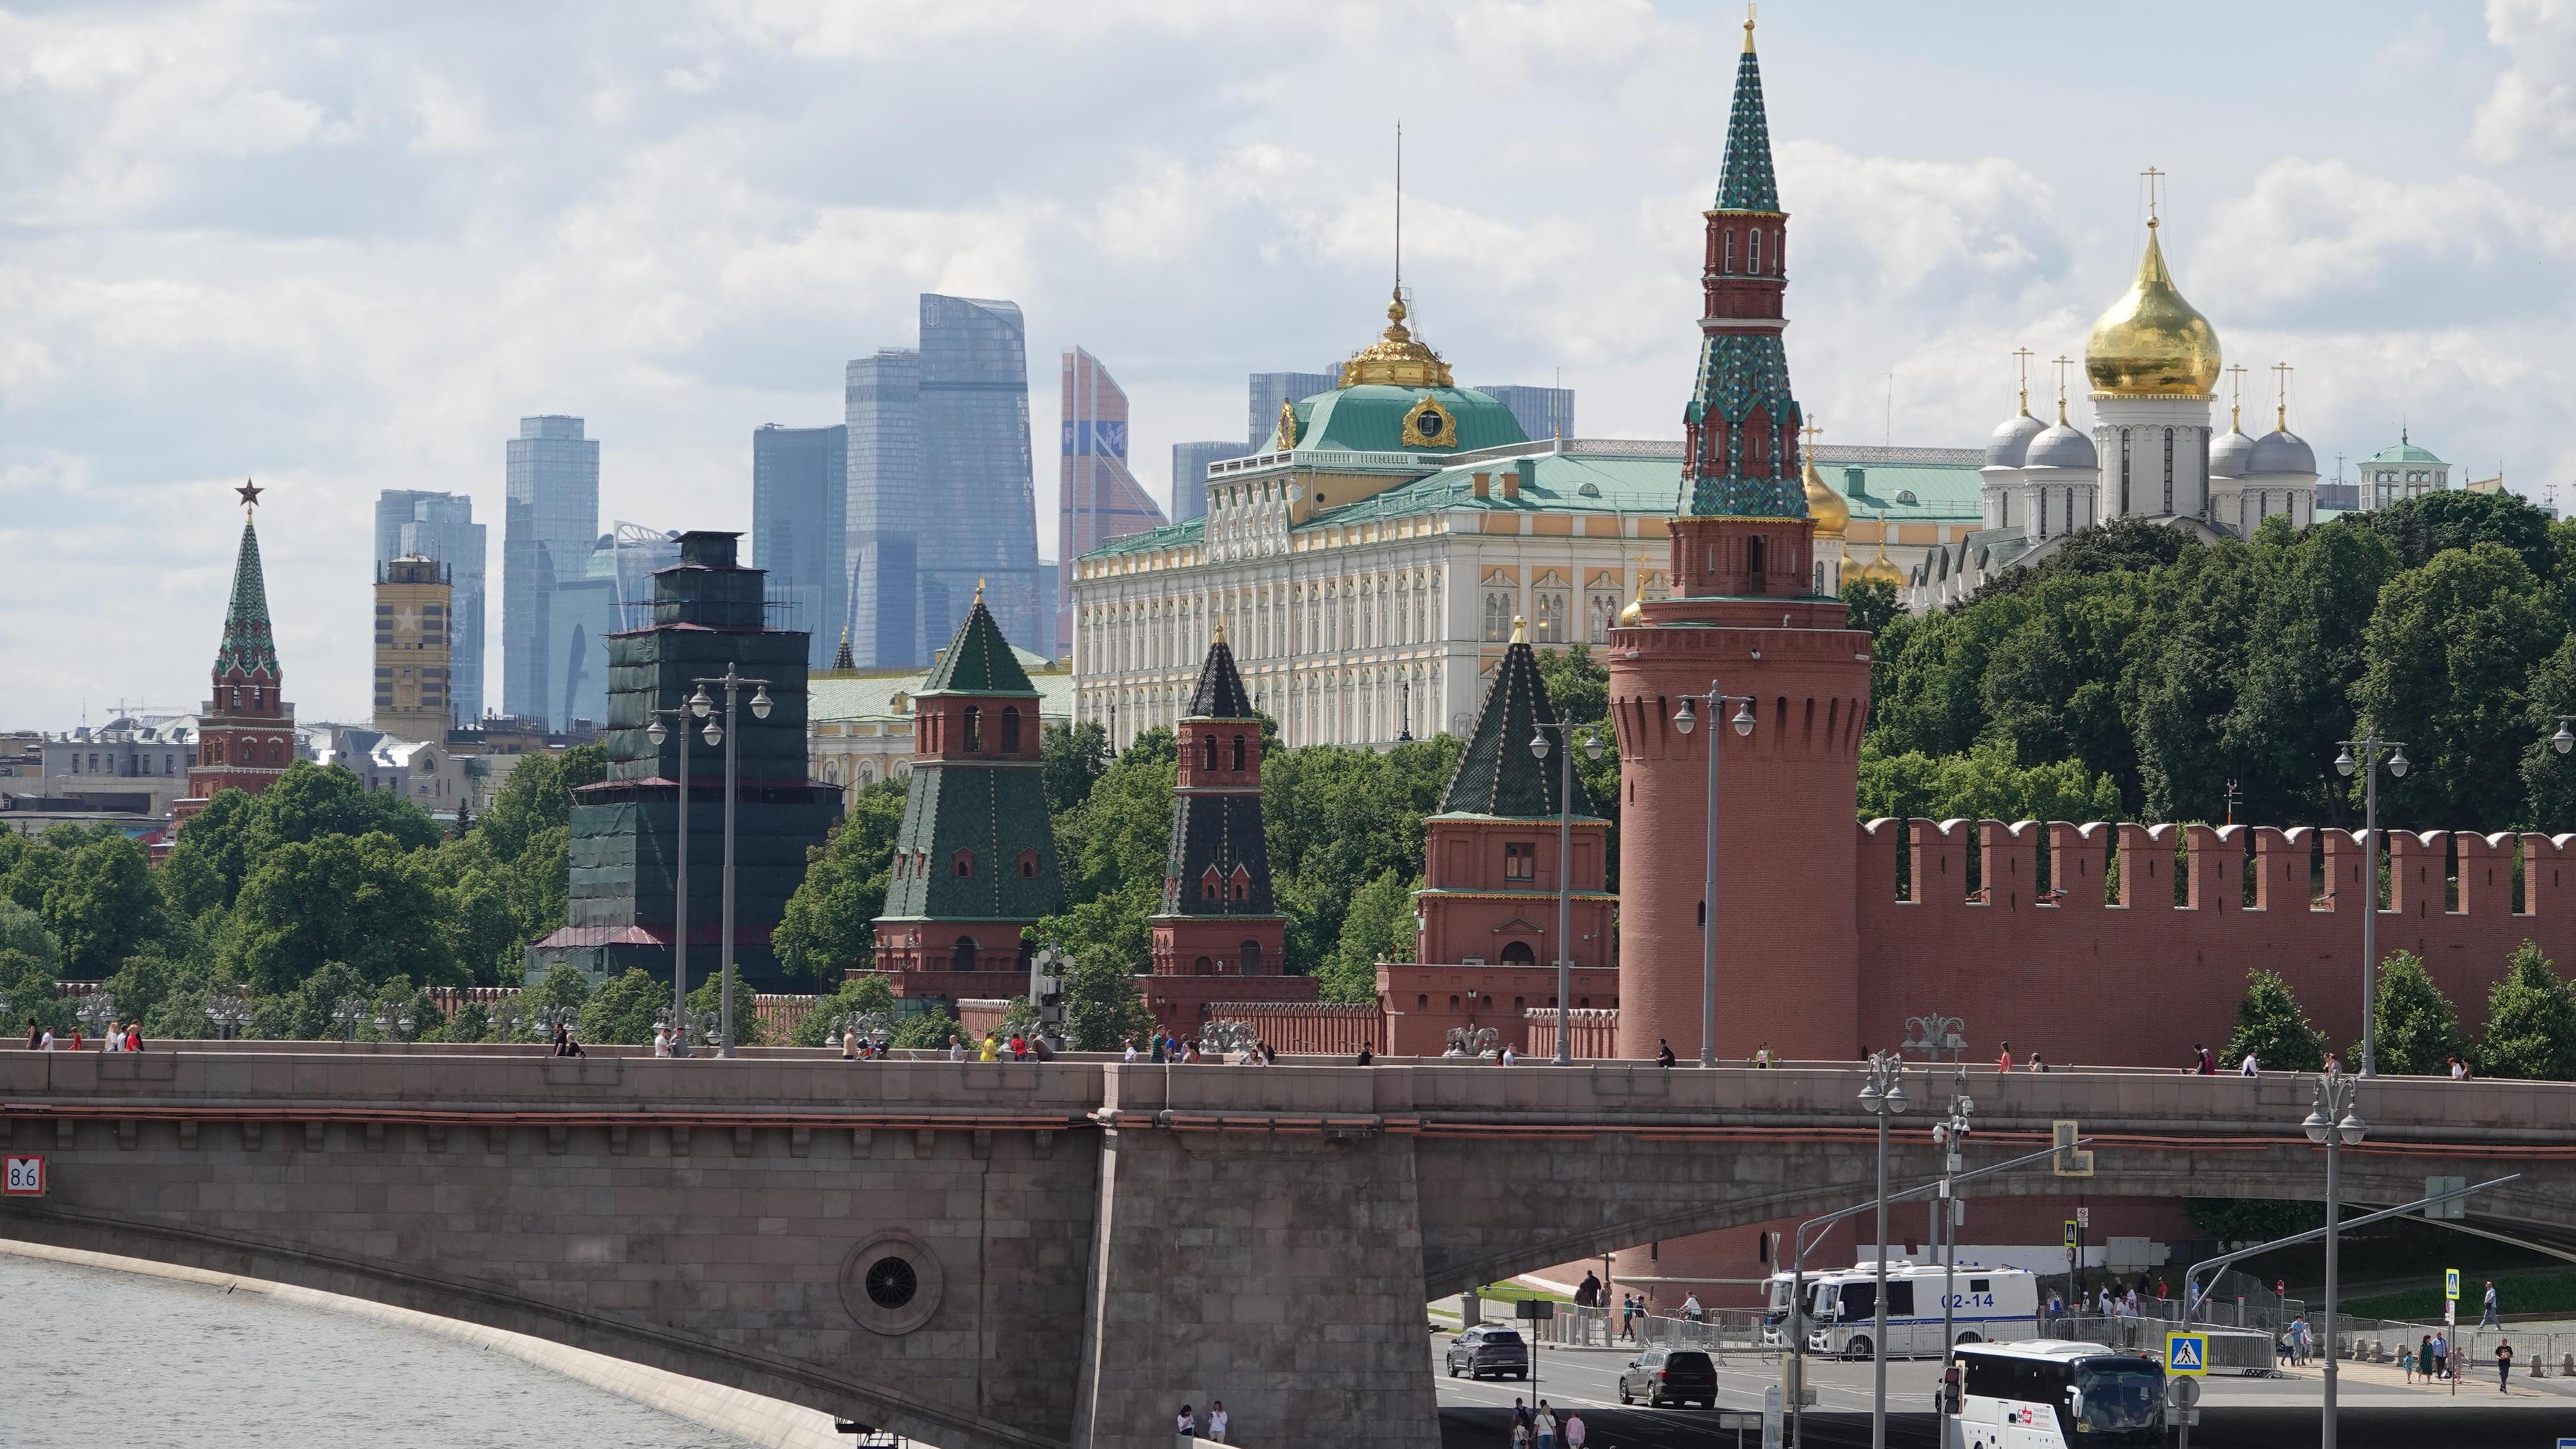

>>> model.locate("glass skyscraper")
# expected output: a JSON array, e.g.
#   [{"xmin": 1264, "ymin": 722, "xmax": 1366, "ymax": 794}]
[
  {"xmin": 844, "ymin": 294, "xmax": 1043, "ymax": 667},
  {"xmin": 1057, "ymin": 348, "xmax": 1167, "ymax": 653},
  {"xmin": 1169, "ymin": 441, "xmax": 1252, "ymax": 523},
  {"xmin": 372, "ymin": 490, "xmax": 486, "ymax": 724},
  {"xmin": 1468, "ymin": 384, "xmax": 1578, "ymax": 442},
  {"xmin": 753, "ymin": 423, "xmax": 849, "ymax": 668},
  {"xmin": 1247, "ymin": 370, "xmax": 1342, "ymax": 449},
  {"xmin": 503, "ymin": 415, "xmax": 600, "ymax": 729}
]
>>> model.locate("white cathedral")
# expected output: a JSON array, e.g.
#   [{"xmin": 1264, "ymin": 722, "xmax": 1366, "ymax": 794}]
[{"xmin": 1909, "ymin": 209, "xmax": 2318, "ymax": 609}]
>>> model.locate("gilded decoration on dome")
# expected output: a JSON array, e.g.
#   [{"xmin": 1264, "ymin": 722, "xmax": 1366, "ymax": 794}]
[
  {"xmin": 1400, "ymin": 394, "xmax": 1458, "ymax": 449},
  {"xmin": 1275, "ymin": 398, "xmax": 1300, "ymax": 450},
  {"xmin": 1339, "ymin": 288, "xmax": 1454, "ymax": 389},
  {"xmin": 2085, "ymin": 218, "xmax": 2221, "ymax": 398}
]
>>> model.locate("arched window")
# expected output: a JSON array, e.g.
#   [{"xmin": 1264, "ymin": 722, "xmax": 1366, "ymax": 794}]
[
  {"xmin": 1201, "ymin": 733, "xmax": 1219, "ymax": 771},
  {"xmin": 1002, "ymin": 706, "xmax": 1021, "ymax": 752},
  {"xmin": 1201, "ymin": 867, "xmax": 1222, "ymax": 901},
  {"xmin": 1194, "ymin": 955, "xmax": 1216, "ymax": 976},
  {"xmin": 952, "ymin": 849, "xmax": 975, "ymax": 877},
  {"xmin": 1500, "ymin": 941, "xmax": 1537, "ymax": 965},
  {"xmin": 963, "ymin": 706, "xmax": 982, "ymax": 753},
  {"xmin": 1230, "ymin": 735, "xmax": 1246, "ymax": 771},
  {"xmin": 1230, "ymin": 865, "xmax": 1251, "ymax": 901},
  {"xmin": 1723, "ymin": 229, "xmax": 1735, "ymax": 272},
  {"xmin": 1240, "ymin": 939, "xmax": 1263, "ymax": 975},
  {"xmin": 1018, "ymin": 850, "xmax": 1040, "ymax": 879},
  {"xmin": 952, "ymin": 936, "xmax": 978, "ymax": 972},
  {"xmin": 1748, "ymin": 228, "xmax": 1762, "ymax": 273}
]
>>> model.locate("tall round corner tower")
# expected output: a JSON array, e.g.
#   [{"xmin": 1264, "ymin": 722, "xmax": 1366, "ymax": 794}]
[{"xmin": 1609, "ymin": 17, "xmax": 1868, "ymax": 1064}]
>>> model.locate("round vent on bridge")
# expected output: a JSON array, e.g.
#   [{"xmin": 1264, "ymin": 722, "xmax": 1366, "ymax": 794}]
[{"xmin": 839, "ymin": 1230, "xmax": 943, "ymax": 1336}]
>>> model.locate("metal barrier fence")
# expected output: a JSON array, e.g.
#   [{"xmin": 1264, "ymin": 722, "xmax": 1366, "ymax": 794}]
[{"xmin": 1532, "ymin": 1306, "xmax": 1778, "ymax": 1360}]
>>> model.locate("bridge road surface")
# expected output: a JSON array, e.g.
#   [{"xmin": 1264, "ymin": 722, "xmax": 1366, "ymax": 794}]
[{"xmin": 1429, "ymin": 1342, "xmax": 2576, "ymax": 1447}]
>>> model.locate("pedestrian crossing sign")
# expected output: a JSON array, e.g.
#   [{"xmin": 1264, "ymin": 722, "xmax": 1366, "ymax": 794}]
[
  {"xmin": 2166, "ymin": 1332, "xmax": 2208, "ymax": 1377},
  {"xmin": 2446, "ymin": 1269, "xmax": 2461, "ymax": 1301}
]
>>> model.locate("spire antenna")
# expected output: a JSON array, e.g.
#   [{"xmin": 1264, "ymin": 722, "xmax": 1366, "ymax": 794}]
[
  {"xmin": 1743, "ymin": 1, "xmax": 1757, "ymax": 52},
  {"xmin": 2011, "ymin": 347, "xmax": 2035, "ymax": 415},
  {"xmin": 1395, "ymin": 119, "xmax": 1403, "ymax": 300}
]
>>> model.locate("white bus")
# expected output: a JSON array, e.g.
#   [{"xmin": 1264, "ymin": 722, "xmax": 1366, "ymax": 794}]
[
  {"xmin": 1949, "ymin": 1339, "xmax": 2165, "ymax": 1448},
  {"xmin": 1766, "ymin": 1260, "xmax": 2041, "ymax": 1359}
]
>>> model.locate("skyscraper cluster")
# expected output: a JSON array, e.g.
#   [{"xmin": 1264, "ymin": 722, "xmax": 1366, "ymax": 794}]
[{"xmin": 372, "ymin": 491, "xmax": 486, "ymax": 725}]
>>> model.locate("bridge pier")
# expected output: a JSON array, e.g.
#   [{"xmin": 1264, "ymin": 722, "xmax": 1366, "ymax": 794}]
[{"xmin": 1072, "ymin": 1122, "xmax": 1436, "ymax": 1449}]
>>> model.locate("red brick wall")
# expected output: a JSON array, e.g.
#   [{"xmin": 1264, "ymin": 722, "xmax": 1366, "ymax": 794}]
[
  {"xmin": 1206, "ymin": 1002, "xmax": 1381, "ymax": 1055},
  {"xmin": 1378, "ymin": 962, "xmax": 1620, "ymax": 1056},
  {"xmin": 1523, "ymin": 1007, "xmax": 1619, "ymax": 1059}
]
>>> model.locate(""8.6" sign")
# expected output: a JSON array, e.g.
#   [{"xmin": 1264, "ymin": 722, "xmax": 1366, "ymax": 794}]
[{"xmin": 3, "ymin": 1155, "xmax": 46, "ymax": 1196}]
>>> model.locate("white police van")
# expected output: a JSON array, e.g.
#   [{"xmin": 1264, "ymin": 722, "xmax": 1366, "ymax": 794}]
[
  {"xmin": 1950, "ymin": 1339, "xmax": 2165, "ymax": 1448},
  {"xmin": 1765, "ymin": 1260, "xmax": 2041, "ymax": 1359}
]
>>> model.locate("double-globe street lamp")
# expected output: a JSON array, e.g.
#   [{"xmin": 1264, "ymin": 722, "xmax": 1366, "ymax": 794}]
[
  {"xmin": 209, "ymin": 989, "xmax": 252, "ymax": 1040},
  {"xmin": 643, "ymin": 692, "xmax": 716, "ymax": 1057},
  {"xmin": 691, "ymin": 665, "xmax": 772, "ymax": 1058},
  {"xmin": 1672, "ymin": 684, "xmax": 1757, "ymax": 1066},
  {"xmin": 1527, "ymin": 720, "xmax": 1605, "ymax": 1063},
  {"xmin": 1931, "ymin": 1071, "xmax": 1974, "ymax": 1419},
  {"xmin": 1856, "ymin": 1050, "xmax": 1911, "ymax": 1449},
  {"xmin": 2305, "ymin": 1071, "xmax": 2367, "ymax": 1449},
  {"xmin": 2333, "ymin": 735, "xmax": 2408, "ymax": 1077}
]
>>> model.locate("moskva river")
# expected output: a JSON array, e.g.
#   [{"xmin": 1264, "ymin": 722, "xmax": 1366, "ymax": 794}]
[{"xmin": 0, "ymin": 1252, "xmax": 759, "ymax": 1448}]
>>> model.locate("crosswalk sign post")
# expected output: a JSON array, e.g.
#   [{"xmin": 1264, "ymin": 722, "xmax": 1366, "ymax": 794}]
[{"xmin": 2167, "ymin": 1332, "xmax": 2208, "ymax": 1376}]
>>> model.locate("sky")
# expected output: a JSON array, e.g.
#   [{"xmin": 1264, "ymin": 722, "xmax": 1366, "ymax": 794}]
[{"xmin": 5, "ymin": 0, "xmax": 2575, "ymax": 727}]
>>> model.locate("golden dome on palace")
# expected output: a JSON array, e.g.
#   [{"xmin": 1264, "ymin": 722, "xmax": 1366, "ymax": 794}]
[
  {"xmin": 1617, "ymin": 574, "xmax": 1648, "ymax": 628},
  {"xmin": 1339, "ymin": 288, "xmax": 1454, "ymax": 389},
  {"xmin": 1801, "ymin": 453, "xmax": 1847, "ymax": 537},
  {"xmin": 2084, "ymin": 220, "xmax": 2222, "ymax": 398}
]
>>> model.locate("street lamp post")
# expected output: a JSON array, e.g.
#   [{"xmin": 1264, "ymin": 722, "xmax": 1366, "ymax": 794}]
[
  {"xmin": 1902, "ymin": 1012, "xmax": 1968, "ymax": 1063},
  {"xmin": 692, "ymin": 665, "xmax": 773, "ymax": 1058},
  {"xmin": 373, "ymin": 1002, "xmax": 415, "ymax": 1042},
  {"xmin": 1398, "ymin": 678, "xmax": 1413, "ymax": 742},
  {"xmin": 1527, "ymin": 720, "xmax": 1605, "ymax": 1064},
  {"xmin": 645, "ymin": 700, "xmax": 704, "ymax": 1057},
  {"xmin": 1671, "ymin": 683, "xmax": 1757, "ymax": 1066},
  {"xmin": 1856, "ymin": 1050, "xmax": 1910, "ymax": 1449},
  {"xmin": 2304, "ymin": 1071, "xmax": 2366, "ymax": 1449},
  {"xmin": 2332, "ymin": 736, "xmax": 2408, "ymax": 1076},
  {"xmin": 1933, "ymin": 1069, "xmax": 1974, "ymax": 1419},
  {"xmin": 329, "ymin": 996, "xmax": 364, "ymax": 1043},
  {"xmin": 77, "ymin": 989, "xmax": 117, "ymax": 1047},
  {"xmin": 209, "ymin": 990, "xmax": 252, "ymax": 1040}
]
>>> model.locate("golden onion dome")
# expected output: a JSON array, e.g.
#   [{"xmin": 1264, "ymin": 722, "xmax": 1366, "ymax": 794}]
[
  {"xmin": 1617, "ymin": 572, "xmax": 1648, "ymax": 628},
  {"xmin": 1802, "ymin": 452, "xmax": 1847, "ymax": 537},
  {"xmin": 1339, "ymin": 288, "xmax": 1454, "ymax": 389},
  {"xmin": 1856, "ymin": 531, "xmax": 1903, "ymax": 588},
  {"xmin": 2084, "ymin": 220, "xmax": 2221, "ymax": 398}
]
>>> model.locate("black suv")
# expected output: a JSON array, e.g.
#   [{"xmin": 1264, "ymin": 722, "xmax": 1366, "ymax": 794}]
[
  {"xmin": 1444, "ymin": 1326, "xmax": 1532, "ymax": 1380},
  {"xmin": 1618, "ymin": 1346, "xmax": 1718, "ymax": 1408}
]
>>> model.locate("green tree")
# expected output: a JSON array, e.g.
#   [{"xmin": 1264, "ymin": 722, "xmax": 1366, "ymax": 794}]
[
  {"xmin": 683, "ymin": 972, "xmax": 767, "ymax": 1046},
  {"xmin": 0, "ymin": 947, "xmax": 72, "ymax": 1036},
  {"xmin": 790, "ymin": 975, "xmax": 897, "ymax": 1046},
  {"xmin": 580, "ymin": 968, "xmax": 671, "ymax": 1045},
  {"xmin": 474, "ymin": 745, "xmax": 608, "ymax": 864},
  {"xmin": 278, "ymin": 960, "xmax": 375, "ymax": 1040},
  {"xmin": 2224, "ymin": 969, "xmax": 2326, "ymax": 1073},
  {"xmin": 435, "ymin": 1000, "xmax": 490, "ymax": 1044},
  {"xmin": 1040, "ymin": 720, "xmax": 1112, "ymax": 817},
  {"xmin": 1038, "ymin": 729, "xmax": 1180, "ymax": 971},
  {"xmin": 1261, "ymin": 735, "xmax": 1462, "ymax": 974},
  {"xmin": 1838, "ymin": 576, "xmax": 1900, "ymax": 637},
  {"xmin": 0, "ymin": 900, "xmax": 60, "ymax": 971},
  {"xmin": 220, "ymin": 832, "xmax": 462, "ymax": 994},
  {"xmin": 2355, "ymin": 542, "xmax": 2556, "ymax": 831},
  {"xmin": 773, "ymin": 778, "xmax": 909, "ymax": 977},
  {"xmin": 42, "ymin": 833, "xmax": 176, "ymax": 977},
  {"xmin": 1318, "ymin": 869, "xmax": 1415, "ymax": 1003},
  {"xmin": 2129, "ymin": 537, "xmax": 2272, "ymax": 822},
  {"xmin": 101, "ymin": 951, "xmax": 203, "ymax": 1032},
  {"xmin": 2480, "ymin": 941, "xmax": 2576, "ymax": 1080},
  {"xmin": 1854, "ymin": 741, "xmax": 2123, "ymax": 825},
  {"xmin": 889, "ymin": 1002, "xmax": 961, "ymax": 1051},
  {"xmin": 1062, "ymin": 944, "xmax": 1153, "ymax": 1051},
  {"xmin": 2224, "ymin": 523, "xmax": 2400, "ymax": 826},
  {"xmin": 2361, "ymin": 950, "xmax": 2465, "ymax": 1076},
  {"xmin": 1532, "ymin": 644, "xmax": 1608, "ymax": 727},
  {"xmin": 2357, "ymin": 488, "xmax": 2557, "ymax": 577}
]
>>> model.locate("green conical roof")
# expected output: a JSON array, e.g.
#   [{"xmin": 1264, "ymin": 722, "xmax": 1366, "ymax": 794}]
[
  {"xmin": 213, "ymin": 520, "xmax": 280, "ymax": 678},
  {"xmin": 1438, "ymin": 635, "xmax": 1598, "ymax": 820},
  {"xmin": 920, "ymin": 590, "xmax": 1037, "ymax": 696},
  {"xmin": 1716, "ymin": 37, "xmax": 1779, "ymax": 213}
]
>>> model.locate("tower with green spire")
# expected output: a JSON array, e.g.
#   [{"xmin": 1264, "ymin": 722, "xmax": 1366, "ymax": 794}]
[
  {"xmin": 178, "ymin": 481, "xmax": 298, "ymax": 822},
  {"xmin": 1672, "ymin": 11, "xmax": 1815, "ymax": 598},
  {"xmin": 869, "ymin": 585, "xmax": 1066, "ymax": 994}
]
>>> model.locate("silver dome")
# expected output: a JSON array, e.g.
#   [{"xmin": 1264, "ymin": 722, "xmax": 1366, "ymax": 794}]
[
  {"xmin": 2025, "ymin": 422, "xmax": 2097, "ymax": 470},
  {"xmin": 2210, "ymin": 426, "xmax": 2258, "ymax": 480},
  {"xmin": 1985, "ymin": 411, "xmax": 2047, "ymax": 468},
  {"xmin": 2249, "ymin": 428, "xmax": 2317, "ymax": 478}
]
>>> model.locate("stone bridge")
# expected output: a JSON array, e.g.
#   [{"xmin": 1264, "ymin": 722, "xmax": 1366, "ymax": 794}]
[{"xmin": 1, "ymin": 1049, "xmax": 2569, "ymax": 1449}]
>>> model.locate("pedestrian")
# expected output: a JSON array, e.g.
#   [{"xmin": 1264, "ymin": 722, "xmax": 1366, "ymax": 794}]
[
  {"xmin": 2432, "ymin": 1330, "xmax": 2449, "ymax": 1380},
  {"xmin": 652, "ymin": 1024, "xmax": 670, "ymax": 1057},
  {"xmin": 2451, "ymin": 1055, "xmax": 2473, "ymax": 1081},
  {"xmin": 1575, "ymin": 1271, "xmax": 1601, "ymax": 1309},
  {"xmin": 562, "ymin": 1030, "xmax": 586, "ymax": 1058},
  {"xmin": 2028, "ymin": 1050, "xmax": 2047, "ymax": 1072},
  {"xmin": 38, "ymin": 1024, "xmax": 54, "ymax": 1051},
  {"xmin": 2323, "ymin": 1049, "xmax": 2343, "ymax": 1075},
  {"xmin": 2496, "ymin": 1338, "xmax": 2514, "ymax": 1393},
  {"xmin": 2155, "ymin": 1276, "xmax": 2168, "ymax": 1301},
  {"xmin": 1509, "ymin": 1416, "xmax": 1531, "ymax": 1449},
  {"xmin": 1657, "ymin": 1038, "xmax": 1675, "ymax": 1068},
  {"xmin": 1562, "ymin": 1411, "xmax": 1585, "ymax": 1449},
  {"xmin": 841, "ymin": 1027, "xmax": 859, "ymax": 1061},
  {"xmin": 947, "ymin": 1034, "xmax": 965, "ymax": 1062},
  {"xmin": 1534, "ymin": 1401, "xmax": 1558, "ymax": 1449},
  {"xmin": 2192, "ymin": 1042, "xmax": 2214, "ymax": 1075},
  {"xmin": 1206, "ymin": 1400, "xmax": 1228, "ymax": 1442},
  {"xmin": 2416, "ymin": 1335, "xmax": 2433, "ymax": 1383},
  {"xmin": 1356, "ymin": 1042, "xmax": 1375, "ymax": 1065},
  {"xmin": 1497, "ymin": 1044, "xmax": 1516, "ymax": 1065},
  {"xmin": 979, "ymin": 1032, "xmax": 1000, "ymax": 1062},
  {"xmin": 1754, "ymin": 1041, "xmax": 1776, "ymax": 1068},
  {"xmin": 103, "ymin": 1021, "xmax": 122, "ymax": 1054},
  {"xmin": 2294, "ymin": 1316, "xmax": 2312, "ymax": 1365},
  {"xmin": 2047, "ymin": 1289, "xmax": 2063, "ymax": 1315},
  {"xmin": 1619, "ymin": 1293, "xmax": 1635, "ymax": 1340},
  {"xmin": 2481, "ymin": 1280, "xmax": 2500, "ymax": 1328},
  {"xmin": 1121, "ymin": 1035, "xmax": 1138, "ymax": 1063},
  {"xmin": 1176, "ymin": 1403, "xmax": 1196, "ymax": 1438},
  {"xmin": 126, "ymin": 1022, "xmax": 142, "ymax": 1053},
  {"xmin": 1008, "ymin": 1032, "xmax": 1028, "ymax": 1061},
  {"xmin": 1997, "ymin": 1040, "xmax": 2014, "ymax": 1072},
  {"xmin": 68, "ymin": 1027, "xmax": 82, "ymax": 1051},
  {"xmin": 2400, "ymin": 1340, "xmax": 2416, "ymax": 1383},
  {"xmin": 2240, "ymin": 1048, "xmax": 2259, "ymax": 1075},
  {"xmin": 1682, "ymin": 1291, "xmax": 1703, "ymax": 1324},
  {"xmin": 551, "ymin": 1023, "xmax": 571, "ymax": 1055},
  {"xmin": 21, "ymin": 1017, "xmax": 38, "ymax": 1050},
  {"xmin": 1511, "ymin": 1398, "xmax": 1532, "ymax": 1438}
]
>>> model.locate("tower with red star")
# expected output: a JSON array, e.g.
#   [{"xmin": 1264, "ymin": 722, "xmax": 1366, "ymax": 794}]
[{"xmin": 174, "ymin": 481, "xmax": 299, "ymax": 822}]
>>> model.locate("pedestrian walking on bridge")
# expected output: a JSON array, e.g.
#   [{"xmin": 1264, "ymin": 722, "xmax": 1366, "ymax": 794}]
[{"xmin": 2497, "ymin": 1340, "xmax": 2514, "ymax": 1393}]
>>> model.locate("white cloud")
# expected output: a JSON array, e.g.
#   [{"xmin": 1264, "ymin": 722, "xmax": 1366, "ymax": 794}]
[{"xmin": 2472, "ymin": 0, "xmax": 2576, "ymax": 163}]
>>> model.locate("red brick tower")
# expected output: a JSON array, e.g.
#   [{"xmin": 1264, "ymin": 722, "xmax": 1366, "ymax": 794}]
[
  {"xmin": 1609, "ymin": 19, "xmax": 1869, "ymax": 1063},
  {"xmin": 175, "ymin": 481, "xmax": 298, "ymax": 824}
]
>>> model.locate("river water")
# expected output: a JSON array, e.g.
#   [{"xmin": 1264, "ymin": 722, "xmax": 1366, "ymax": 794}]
[{"xmin": 0, "ymin": 1253, "xmax": 759, "ymax": 1448}]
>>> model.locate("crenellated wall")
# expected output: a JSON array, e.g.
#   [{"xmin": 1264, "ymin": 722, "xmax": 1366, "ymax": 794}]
[{"xmin": 1854, "ymin": 817, "xmax": 2576, "ymax": 1069}]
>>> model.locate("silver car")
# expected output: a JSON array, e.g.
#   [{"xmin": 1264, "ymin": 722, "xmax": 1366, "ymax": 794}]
[{"xmin": 1444, "ymin": 1326, "xmax": 1531, "ymax": 1380}]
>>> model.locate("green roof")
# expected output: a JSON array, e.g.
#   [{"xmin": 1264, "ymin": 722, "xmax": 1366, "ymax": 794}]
[
  {"xmin": 810, "ymin": 645, "xmax": 1068, "ymax": 722},
  {"xmin": 1085, "ymin": 515, "xmax": 1205, "ymax": 559},
  {"xmin": 1716, "ymin": 41, "xmax": 1780, "ymax": 212},
  {"xmin": 920, "ymin": 596, "xmax": 1038, "ymax": 696},
  {"xmin": 1438, "ymin": 637, "xmax": 1599, "ymax": 820},
  {"xmin": 1822, "ymin": 458, "xmax": 1984, "ymax": 525},
  {"xmin": 1290, "ymin": 384, "xmax": 1529, "ymax": 455},
  {"xmin": 1314, "ymin": 449, "xmax": 1682, "ymax": 525},
  {"xmin": 2365, "ymin": 437, "xmax": 2445, "ymax": 466},
  {"xmin": 215, "ymin": 520, "xmax": 280, "ymax": 678}
]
